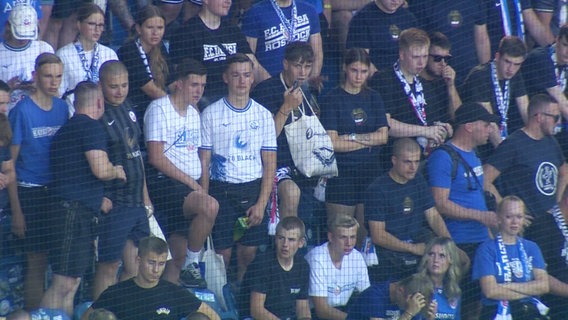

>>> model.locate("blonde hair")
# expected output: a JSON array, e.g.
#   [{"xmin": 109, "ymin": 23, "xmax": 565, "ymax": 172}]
[{"xmin": 417, "ymin": 237, "xmax": 462, "ymax": 300}]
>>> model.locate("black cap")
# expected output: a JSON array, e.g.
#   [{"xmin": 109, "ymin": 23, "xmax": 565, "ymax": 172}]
[{"xmin": 454, "ymin": 102, "xmax": 501, "ymax": 125}]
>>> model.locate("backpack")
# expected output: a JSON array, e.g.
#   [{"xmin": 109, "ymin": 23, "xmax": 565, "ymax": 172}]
[{"xmin": 425, "ymin": 144, "xmax": 497, "ymax": 211}]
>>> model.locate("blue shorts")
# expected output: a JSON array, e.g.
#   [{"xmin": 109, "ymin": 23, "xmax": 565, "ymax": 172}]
[
  {"xmin": 97, "ymin": 206, "xmax": 150, "ymax": 262},
  {"xmin": 209, "ymin": 180, "xmax": 267, "ymax": 250},
  {"xmin": 49, "ymin": 199, "xmax": 96, "ymax": 277},
  {"xmin": 17, "ymin": 185, "xmax": 56, "ymax": 253}
]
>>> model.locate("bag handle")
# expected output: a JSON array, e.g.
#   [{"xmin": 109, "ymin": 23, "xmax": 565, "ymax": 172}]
[{"xmin": 206, "ymin": 235, "xmax": 215, "ymax": 252}]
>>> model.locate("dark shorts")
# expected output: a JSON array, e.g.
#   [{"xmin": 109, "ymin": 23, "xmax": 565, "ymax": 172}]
[
  {"xmin": 97, "ymin": 206, "xmax": 150, "ymax": 262},
  {"xmin": 18, "ymin": 186, "xmax": 56, "ymax": 253},
  {"xmin": 457, "ymin": 242, "xmax": 482, "ymax": 310},
  {"xmin": 325, "ymin": 164, "xmax": 381, "ymax": 206},
  {"xmin": 147, "ymin": 175, "xmax": 194, "ymax": 237},
  {"xmin": 49, "ymin": 199, "xmax": 96, "ymax": 277},
  {"xmin": 209, "ymin": 180, "xmax": 267, "ymax": 250}
]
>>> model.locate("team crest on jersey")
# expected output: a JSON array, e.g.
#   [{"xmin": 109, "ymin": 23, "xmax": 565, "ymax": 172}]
[
  {"xmin": 129, "ymin": 111, "xmax": 137, "ymax": 122},
  {"xmin": 535, "ymin": 162, "xmax": 558, "ymax": 196},
  {"xmin": 511, "ymin": 259, "xmax": 523, "ymax": 279},
  {"xmin": 448, "ymin": 10, "xmax": 462, "ymax": 28},
  {"xmin": 389, "ymin": 25, "xmax": 401, "ymax": 40},
  {"xmin": 234, "ymin": 130, "xmax": 250, "ymax": 149},
  {"xmin": 449, "ymin": 298, "xmax": 458, "ymax": 309},
  {"xmin": 156, "ymin": 307, "xmax": 171, "ymax": 315},
  {"xmin": 403, "ymin": 196, "xmax": 413, "ymax": 214},
  {"xmin": 249, "ymin": 120, "xmax": 259, "ymax": 130},
  {"xmin": 351, "ymin": 108, "xmax": 367, "ymax": 126}
]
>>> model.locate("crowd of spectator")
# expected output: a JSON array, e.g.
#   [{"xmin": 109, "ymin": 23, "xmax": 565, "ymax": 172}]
[{"xmin": 3, "ymin": 0, "xmax": 568, "ymax": 319}]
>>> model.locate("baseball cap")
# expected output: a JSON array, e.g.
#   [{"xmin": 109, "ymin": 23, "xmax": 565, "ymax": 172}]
[
  {"xmin": 454, "ymin": 102, "xmax": 501, "ymax": 125},
  {"xmin": 8, "ymin": 5, "xmax": 38, "ymax": 41}
]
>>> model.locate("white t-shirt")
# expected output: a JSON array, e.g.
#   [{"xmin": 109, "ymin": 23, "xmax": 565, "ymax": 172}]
[
  {"xmin": 0, "ymin": 40, "xmax": 54, "ymax": 83},
  {"xmin": 305, "ymin": 242, "xmax": 370, "ymax": 308},
  {"xmin": 56, "ymin": 42, "xmax": 118, "ymax": 102},
  {"xmin": 200, "ymin": 97, "xmax": 277, "ymax": 184},
  {"xmin": 144, "ymin": 95, "xmax": 202, "ymax": 180}
]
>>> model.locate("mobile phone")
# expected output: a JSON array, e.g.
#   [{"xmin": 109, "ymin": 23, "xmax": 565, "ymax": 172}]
[{"xmin": 292, "ymin": 80, "xmax": 300, "ymax": 91}]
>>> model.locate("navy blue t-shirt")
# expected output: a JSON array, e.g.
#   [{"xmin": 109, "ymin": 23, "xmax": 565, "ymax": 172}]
[
  {"xmin": 410, "ymin": 0, "xmax": 486, "ymax": 84},
  {"xmin": 486, "ymin": 129, "xmax": 565, "ymax": 216},
  {"xmin": 346, "ymin": 2, "xmax": 417, "ymax": 72},
  {"xmin": 50, "ymin": 114, "xmax": 107, "ymax": 212},
  {"xmin": 365, "ymin": 173, "xmax": 435, "ymax": 244},
  {"xmin": 319, "ymin": 87, "xmax": 388, "ymax": 166}
]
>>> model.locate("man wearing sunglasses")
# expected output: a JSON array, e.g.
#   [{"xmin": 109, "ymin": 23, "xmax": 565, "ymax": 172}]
[
  {"xmin": 460, "ymin": 36, "xmax": 529, "ymax": 158},
  {"xmin": 521, "ymin": 24, "xmax": 568, "ymax": 158},
  {"xmin": 426, "ymin": 102, "xmax": 501, "ymax": 320},
  {"xmin": 420, "ymin": 32, "xmax": 462, "ymax": 122},
  {"xmin": 484, "ymin": 94, "xmax": 567, "ymax": 306}
]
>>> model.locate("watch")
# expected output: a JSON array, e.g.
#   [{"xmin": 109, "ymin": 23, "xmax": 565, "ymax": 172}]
[{"xmin": 349, "ymin": 133, "xmax": 357, "ymax": 141}]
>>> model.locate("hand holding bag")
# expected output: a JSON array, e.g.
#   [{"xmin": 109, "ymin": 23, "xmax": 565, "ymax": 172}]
[{"xmin": 284, "ymin": 102, "xmax": 338, "ymax": 178}]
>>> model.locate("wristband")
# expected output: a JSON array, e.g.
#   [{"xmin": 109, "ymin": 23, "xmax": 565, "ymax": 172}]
[{"xmin": 324, "ymin": 3, "xmax": 332, "ymax": 9}]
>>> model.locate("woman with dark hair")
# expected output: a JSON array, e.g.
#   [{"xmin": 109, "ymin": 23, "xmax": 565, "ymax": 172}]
[
  {"xmin": 473, "ymin": 196, "xmax": 550, "ymax": 320},
  {"xmin": 320, "ymin": 48, "xmax": 388, "ymax": 225},
  {"xmin": 418, "ymin": 237, "xmax": 463, "ymax": 320},
  {"xmin": 118, "ymin": 4, "xmax": 171, "ymax": 125},
  {"xmin": 56, "ymin": 2, "xmax": 118, "ymax": 113}
]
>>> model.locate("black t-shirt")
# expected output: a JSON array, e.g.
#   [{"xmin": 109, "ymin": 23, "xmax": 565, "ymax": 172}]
[
  {"xmin": 370, "ymin": 68, "xmax": 448, "ymax": 126},
  {"xmin": 117, "ymin": 41, "xmax": 171, "ymax": 121},
  {"xmin": 238, "ymin": 251, "xmax": 309, "ymax": 319},
  {"xmin": 251, "ymin": 76, "xmax": 317, "ymax": 169},
  {"xmin": 169, "ymin": 16, "xmax": 253, "ymax": 101},
  {"xmin": 461, "ymin": 63, "xmax": 527, "ymax": 134},
  {"xmin": 0, "ymin": 145, "xmax": 10, "ymax": 209},
  {"xmin": 92, "ymin": 279, "xmax": 202, "ymax": 320},
  {"xmin": 50, "ymin": 114, "xmax": 107, "ymax": 212},
  {"xmin": 521, "ymin": 46, "xmax": 559, "ymax": 97},
  {"xmin": 100, "ymin": 102, "xmax": 145, "ymax": 207}
]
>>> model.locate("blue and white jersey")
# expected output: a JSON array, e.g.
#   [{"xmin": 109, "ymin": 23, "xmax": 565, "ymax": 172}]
[
  {"xmin": 201, "ymin": 97, "xmax": 277, "ymax": 183},
  {"xmin": 145, "ymin": 95, "xmax": 202, "ymax": 180}
]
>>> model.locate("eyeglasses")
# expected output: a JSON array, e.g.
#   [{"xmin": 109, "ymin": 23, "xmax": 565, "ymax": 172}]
[
  {"xmin": 429, "ymin": 54, "xmax": 452, "ymax": 63},
  {"xmin": 539, "ymin": 112, "xmax": 561, "ymax": 122},
  {"xmin": 85, "ymin": 22, "xmax": 105, "ymax": 29}
]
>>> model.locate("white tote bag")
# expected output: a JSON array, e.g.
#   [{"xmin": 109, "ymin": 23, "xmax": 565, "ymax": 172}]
[
  {"xmin": 201, "ymin": 236, "xmax": 227, "ymax": 309},
  {"xmin": 284, "ymin": 104, "xmax": 338, "ymax": 178}
]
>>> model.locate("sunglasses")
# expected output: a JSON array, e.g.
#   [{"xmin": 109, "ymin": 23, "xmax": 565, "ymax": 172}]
[
  {"xmin": 540, "ymin": 112, "xmax": 561, "ymax": 123},
  {"xmin": 429, "ymin": 54, "xmax": 452, "ymax": 63}
]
